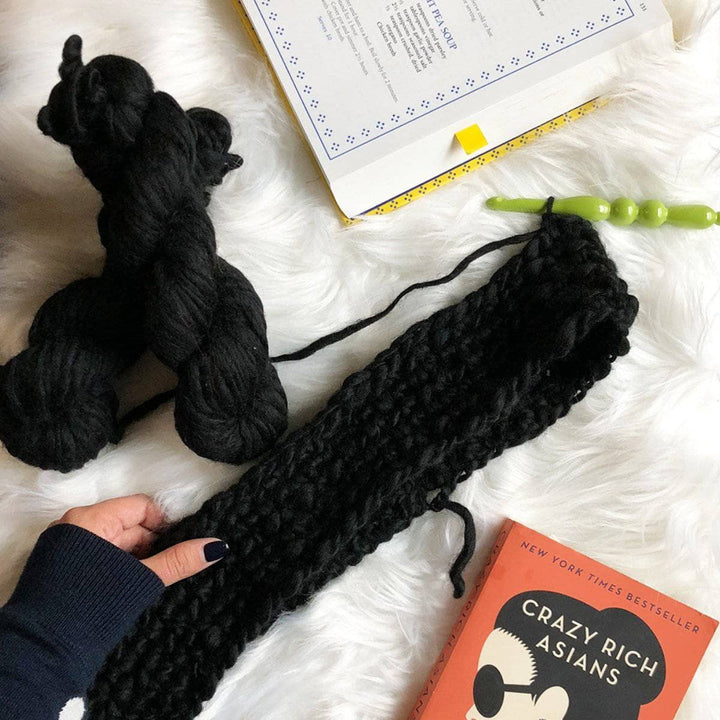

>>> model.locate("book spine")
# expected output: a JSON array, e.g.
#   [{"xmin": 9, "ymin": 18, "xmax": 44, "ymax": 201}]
[
  {"xmin": 366, "ymin": 99, "xmax": 601, "ymax": 217},
  {"xmin": 406, "ymin": 518, "xmax": 515, "ymax": 720}
]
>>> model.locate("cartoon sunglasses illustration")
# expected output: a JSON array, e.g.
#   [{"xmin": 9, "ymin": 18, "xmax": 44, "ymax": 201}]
[
  {"xmin": 469, "ymin": 656, "xmax": 569, "ymax": 720},
  {"xmin": 466, "ymin": 627, "xmax": 570, "ymax": 720},
  {"xmin": 472, "ymin": 664, "xmax": 535, "ymax": 717}
]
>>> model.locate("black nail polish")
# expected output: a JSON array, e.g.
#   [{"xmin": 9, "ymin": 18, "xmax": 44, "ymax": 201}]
[{"xmin": 203, "ymin": 540, "xmax": 230, "ymax": 562}]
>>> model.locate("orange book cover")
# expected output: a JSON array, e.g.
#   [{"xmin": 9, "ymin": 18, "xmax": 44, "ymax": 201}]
[{"xmin": 409, "ymin": 520, "xmax": 717, "ymax": 720}]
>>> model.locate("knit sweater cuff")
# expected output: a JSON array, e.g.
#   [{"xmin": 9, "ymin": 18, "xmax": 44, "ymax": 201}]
[{"xmin": 5, "ymin": 523, "xmax": 164, "ymax": 677}]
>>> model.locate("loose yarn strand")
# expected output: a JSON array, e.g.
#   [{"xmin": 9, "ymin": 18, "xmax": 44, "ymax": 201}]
[
  {"xmin": 429, "ymin": 486, "xmax": 476, "ymax": 598},
  {"xmin": 117, "ymin": 389, "xmax": 177, "ymax": 433},
  {"xmin": 271, "ymin": 229, "xmax": 537, "ymax": 362}
]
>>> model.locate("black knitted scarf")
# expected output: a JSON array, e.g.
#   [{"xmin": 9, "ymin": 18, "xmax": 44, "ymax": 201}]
[{"xmin": 85, "ymin": 203, "xmax": 639, "ymax": 719}]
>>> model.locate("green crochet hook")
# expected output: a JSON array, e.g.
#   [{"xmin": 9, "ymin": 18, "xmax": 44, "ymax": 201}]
[{"xmin": 486, "ymin": 196, "xmax": 720, "ymax": 229}]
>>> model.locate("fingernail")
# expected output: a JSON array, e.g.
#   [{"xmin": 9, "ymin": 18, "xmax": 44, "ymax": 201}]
[{"xmin": 203, "ymin": 540, "xmax": 230, "ymax": 562}]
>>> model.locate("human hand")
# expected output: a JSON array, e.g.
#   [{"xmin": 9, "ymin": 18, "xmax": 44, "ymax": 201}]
[{"xmin": 50, "ymin": 494, "xmax": 228, "ymax": 586}]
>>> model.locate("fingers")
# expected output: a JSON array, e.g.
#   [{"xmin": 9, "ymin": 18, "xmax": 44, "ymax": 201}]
[
  {"xmin": 49, "ymin": 495, "xmax": 230, "ymax": 584},
  {"xmin": 117, "ymin": 525, "xmax": 158, "ymax": 557},
  {"xmin": 51, "ymin": 494, "xmax": 167, "ymax": 545},
  {"xmin": 141, "ymin": 538, "xmax": 229, "ymax": 586}
]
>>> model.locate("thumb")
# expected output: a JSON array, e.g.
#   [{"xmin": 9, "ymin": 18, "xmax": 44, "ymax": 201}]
[{"xmin": 141, "ymin": 538, "xmax": 229, "ymax": 586}]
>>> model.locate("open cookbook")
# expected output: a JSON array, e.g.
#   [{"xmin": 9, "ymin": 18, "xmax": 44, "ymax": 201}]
[{"xmin": 236, "ymin": 0, "xmax": 672, "ymax": 217}]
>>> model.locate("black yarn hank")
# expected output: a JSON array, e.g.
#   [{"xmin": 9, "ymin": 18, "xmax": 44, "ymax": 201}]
[
  {"xmin": 87, "ymin": 210, "xmax": 638, "ymax": 720},
  {"xmin": 0, "ymin": 36, "xmax": 287, "ymax": 472}
]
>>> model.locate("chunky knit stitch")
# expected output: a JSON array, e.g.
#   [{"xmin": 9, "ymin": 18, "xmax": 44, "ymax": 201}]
[
  {"xmin": 86, "ymin": 209, "xmax": 638, "ymax": 720},
  {"xmin": 0, "ymin": 36, "xmax": 287, "ymax": 471}
]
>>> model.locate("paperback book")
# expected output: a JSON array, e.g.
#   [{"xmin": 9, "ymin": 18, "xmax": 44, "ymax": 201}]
[{"xmin": 408, "ymin": 520, "xmax": 717, "ymax": 720}]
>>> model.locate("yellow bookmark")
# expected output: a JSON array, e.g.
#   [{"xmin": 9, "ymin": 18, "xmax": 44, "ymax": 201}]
[{"xmin": 455, "ymin": 124, "xmax": 488, "ymax": 154}]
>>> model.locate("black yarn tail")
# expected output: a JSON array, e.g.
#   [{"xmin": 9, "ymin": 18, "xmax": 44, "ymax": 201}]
[
  {"xmin": 271, "ymin": 229, "xmax": 537, "ymax": 363},
  {"xmin": 118, "ymin": 389, "xmax": 177, "ymax": 434},
  {"xmin": 430, "ymin": 489, "xmax": 477, "ymax": 598}
]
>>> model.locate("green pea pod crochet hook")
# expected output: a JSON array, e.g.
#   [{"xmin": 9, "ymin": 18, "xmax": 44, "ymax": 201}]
[{"xmin": 486, "ymin": 196, "xmax": 720, "ymax": 229}]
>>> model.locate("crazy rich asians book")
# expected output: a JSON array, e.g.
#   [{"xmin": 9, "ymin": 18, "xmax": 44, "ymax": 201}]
[{"xmin": 408, "ymin": 520, "xmax": 717, "ymax": 720}]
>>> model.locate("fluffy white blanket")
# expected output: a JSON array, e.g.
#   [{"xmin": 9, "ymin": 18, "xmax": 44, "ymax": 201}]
[{"xmin": 1, "ymin": 1, "xmax": 718, "ymax": 718}]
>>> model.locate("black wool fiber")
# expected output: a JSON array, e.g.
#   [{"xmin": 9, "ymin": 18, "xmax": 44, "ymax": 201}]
[
  {"xmin": 86, "ymin": 205, "xmax": 639, "ymax": 720},
  {"xmin": 0, "ymin": 36, "xmax": 287, "ymax": 471},
  {"xmin": 0, "ymin": 37, "xmax": 640, "ymax": 719}
]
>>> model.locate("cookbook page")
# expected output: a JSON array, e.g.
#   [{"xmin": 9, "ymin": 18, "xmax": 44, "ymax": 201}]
[{"xmin": 241, "ymin": 0, "xmax": 666, "ymax": 177}]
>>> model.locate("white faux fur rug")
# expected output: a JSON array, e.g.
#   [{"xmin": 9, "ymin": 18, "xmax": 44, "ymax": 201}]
[{"xmin": 1, "ymin": 1, "xmax": 719, "ymax": 719}]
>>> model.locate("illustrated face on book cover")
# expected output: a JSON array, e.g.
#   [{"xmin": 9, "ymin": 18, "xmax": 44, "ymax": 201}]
[{"xmin": 467, "ymin": 591, "xmax": 666, "ymax": 720}]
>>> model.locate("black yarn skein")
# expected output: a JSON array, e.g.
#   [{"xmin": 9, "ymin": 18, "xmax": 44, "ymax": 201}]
[
  {"xmin": 0, "ymin": 36, "xmax": 287, "ymax": 470},
  {"xmin": 87, "ymin": 210, "xmax": 638, "ymax": 720},
  {"xmin": 0, "ymin": 276, "xmax": 145, "ymax": 472}
]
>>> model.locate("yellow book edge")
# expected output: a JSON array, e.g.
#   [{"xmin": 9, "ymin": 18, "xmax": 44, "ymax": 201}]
[{"xmin": 232, "ymin": 1, "xmax": 602, "ymax": 223}]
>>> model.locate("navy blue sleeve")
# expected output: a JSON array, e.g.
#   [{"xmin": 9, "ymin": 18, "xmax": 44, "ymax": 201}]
[{"xmin": 0, "ymin": 523, "xmax": 164, "ymax": 720}]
